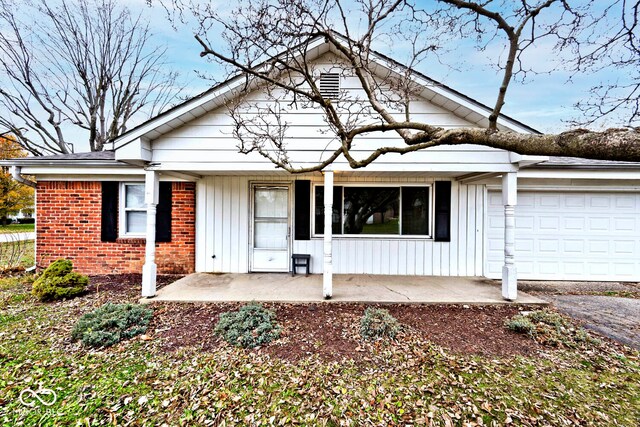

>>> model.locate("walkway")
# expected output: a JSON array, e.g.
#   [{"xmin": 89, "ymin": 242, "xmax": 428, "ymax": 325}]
[{"xmin": 149, "ymin": 273, "xmax": 546, "ymax": 305}]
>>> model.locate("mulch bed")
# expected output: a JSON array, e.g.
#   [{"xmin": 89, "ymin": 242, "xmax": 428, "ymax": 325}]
[
  {"xmin": 67, "ymin": 275, "xmax": 545, "ymax": 362},
  {"xmin": 149, "ymin": 302, "xmax": 543, "ymax": 362}
]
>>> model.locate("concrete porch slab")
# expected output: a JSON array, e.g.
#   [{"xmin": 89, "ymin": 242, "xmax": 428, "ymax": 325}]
[{"xmin": 147, "ymin": 273, "xmax": 547, "ymax": 305}]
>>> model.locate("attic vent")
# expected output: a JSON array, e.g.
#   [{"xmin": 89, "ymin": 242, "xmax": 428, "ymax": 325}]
[{"xmin": 319, "ymin": 73, "xmax": 340, "ymax": 99}]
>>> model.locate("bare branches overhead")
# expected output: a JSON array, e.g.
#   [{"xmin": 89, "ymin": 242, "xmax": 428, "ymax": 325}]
[
  {"xmin": 0, "ymin": 0, "xmax": 181, "ymax": 155},
  {"xmin": 154, "ymin": 0, "xmax": 640, "ymax": 171}
]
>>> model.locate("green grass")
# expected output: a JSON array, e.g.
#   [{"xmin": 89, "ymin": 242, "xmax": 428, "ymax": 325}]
[
  {"xmin": 0, "ymin": 276, "xmax": 638, "ymax": 426},
  {"xmin": 0, "ymin": 239, "xmax": 34, "ymax": 270},
  {"xmin": 0, "ymin": 223, "xmax": 35, "ymax": 234}
]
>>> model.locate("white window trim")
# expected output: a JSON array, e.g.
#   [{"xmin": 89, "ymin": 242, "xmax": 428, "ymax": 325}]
[
  {"xmin": 119, "ymin": 182, "xmax": 146, "ymax": 238},
  {"xmin": 311, "ymin": 182, "xmax": 434, "ymax": 239}
]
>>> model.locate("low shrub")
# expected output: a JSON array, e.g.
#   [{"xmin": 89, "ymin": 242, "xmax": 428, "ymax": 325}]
[
  {"xmin": 506, "ymin": 309, "xmax": 600, "ymax": 348},
  {"xmin": 32, "ymin": 259, "xmax": 88, "ymax": 301},
  {"xmin": 214, "ymin": 303, "xmax": 281, "ymax": 348},
  {"xmin": 360, "ymin": 307, "xmax": 400, "ymax": 340},
  {"xmin": 72, "ymin": 303, "xmax": 153, "ymax": 348}
]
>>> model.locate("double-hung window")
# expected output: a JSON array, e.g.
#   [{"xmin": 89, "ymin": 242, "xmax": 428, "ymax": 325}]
[
  {"xmin": 120, "ymin": 183, "xmax": 146, "ymax": 236},
  {"xmin": 313, "ymin": 184, "xmax": 431, "ymax": 237}
]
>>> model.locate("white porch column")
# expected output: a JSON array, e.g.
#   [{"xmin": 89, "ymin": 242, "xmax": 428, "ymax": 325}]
[
  {"xmin": 323, "ymin": 170, "xmax": 334, "ymax": 299},
  {"xmin": 502, "ymin": 172, "xmax": 518, "ymax": 301},
  {"xmin": 141, "ymin": 170, "xmax": 159, "ymax": 298}
]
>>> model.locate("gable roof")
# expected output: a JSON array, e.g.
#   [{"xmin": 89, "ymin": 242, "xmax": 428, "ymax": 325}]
[{"xmin": 113, "ymin": 33, "xmax": 539, "ymax": 149}]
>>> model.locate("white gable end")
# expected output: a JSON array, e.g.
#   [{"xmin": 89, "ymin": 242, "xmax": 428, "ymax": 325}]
[{"xmin": 146, "ymin": 53, "xmax": 519, "ymax": 173}]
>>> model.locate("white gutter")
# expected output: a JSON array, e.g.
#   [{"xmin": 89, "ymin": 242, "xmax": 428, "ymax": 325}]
[{"xmin": 11, "ymin": 166, "xmax": 36, "ymax": 188}]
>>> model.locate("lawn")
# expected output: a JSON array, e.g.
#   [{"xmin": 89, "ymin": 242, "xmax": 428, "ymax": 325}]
[
  {"xmin": 0, "ymin": 274, "xmax": 638, "ymax": 426},
  {"xmin": 0, "ymin": 223, "xmax": 35, "ymax": 234},
  {"xmin": 0, "ymin": 239, "xmax": 34, "ymax": 270}
]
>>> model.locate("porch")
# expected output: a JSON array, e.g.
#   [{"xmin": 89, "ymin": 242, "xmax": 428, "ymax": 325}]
[{"xmin": 148, "ymin": 273, "xmax": 546, "ymax": 304}]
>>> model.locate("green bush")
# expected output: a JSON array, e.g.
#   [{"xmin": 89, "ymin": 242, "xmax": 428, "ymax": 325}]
[
  {"xmin": 505, "ymin": 309, "xmax": 600, "ymax": 348},
  {"xmin": 32, "ymin": 259, "xmax": 88, "ymax": 301},
  {"xmin": 360, "ymin": 307, "xmax": 400, "ymax": 340},
  {"xmin": 214, "ymin": 303, "xmax": 281, "ymax": 348},
  {"xmin": 72, "ymin": 303, "xmax": 153, "ymax": 348}
]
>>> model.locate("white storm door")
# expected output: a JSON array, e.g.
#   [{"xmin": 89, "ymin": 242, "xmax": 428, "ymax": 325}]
[{"xmin": 251, "ymin": 185, "xmax": 291, "ymax": 272}]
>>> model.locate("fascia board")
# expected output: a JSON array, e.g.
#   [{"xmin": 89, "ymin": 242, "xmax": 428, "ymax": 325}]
[
  {"xmin": 518, "ymin": 169, "xmax": 640, "ymax": 179},
  {"xmin": 20, "ymin": 166, "xmax": 144, "ymax": 176}
]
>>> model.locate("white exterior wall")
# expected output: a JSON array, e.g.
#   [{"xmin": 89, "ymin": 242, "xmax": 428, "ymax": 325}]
[
  {"xmin": 196, "ymin": 175, "xmax": 485, "ymax": 276},
  {"xmin": 150, "ymin": 54, "xmax": 516, "ymax": 173}
]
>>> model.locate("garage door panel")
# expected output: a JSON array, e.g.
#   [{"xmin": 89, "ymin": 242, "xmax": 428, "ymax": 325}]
[
  {"xmin": 539, "ymin": 216, "xmax": 560, "ymax": 230},
  {"xmin": 615, "ymin": 195, "xmax": 636, "ymax": 209},
  {"xmin": 516, "ymin": 215, "xmax": 534, "ymax": 230},
  {"xmin": 563, "ymin": 239, "xmax": 584, "ymax": 253},
  {"xmin": 564, "ymin": 217, "xmax": 585, "ymax": 230},
  {"xmin": 487, "ymin": 191, "xmax": 640, "ymax": 281},
  {"xmin": 614, "ymin": 218, "xmax": 636, "ymax": 232},
  {"xmin": 589, "ymin": 196, "xmax": 611, "ymax": 209},
  {"xmin": 515, "ymin": 238, "xmax": 534, "ymax": 253},
  {"xmin": 538, "ymin": 239, "xmax": 559, "ymax": 253},
  {"xmin": 588, "ymin": 217, "xmax": 610, "ymax": 231},
  {"xmin": 614, "ymin": 240, "xmax": 635, "ymax": 254}
]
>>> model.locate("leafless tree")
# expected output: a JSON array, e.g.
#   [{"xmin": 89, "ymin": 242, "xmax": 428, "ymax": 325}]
[
  {"xmin": 160, "ymin": 0, "xmax": 640, "ymax": 171},
  {"xmin": 567, "ymin": 1, "xmax": 639, "ymax": 126},
  {"xmin": 0, "ymin": 0, "xmax": 181, "ymax": 155}
]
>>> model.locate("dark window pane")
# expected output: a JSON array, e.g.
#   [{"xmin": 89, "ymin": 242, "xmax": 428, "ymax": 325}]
[
  {"xmin": 402, "ymin": 187, "xmax": 429, "ymax": 235},
  {"xmin": 343, "ymin": 187, "xmax": 399, "ymax": 235},
  {"xmin": 314, "ymin": 186, "xmax": 342, "ymax": 234}
]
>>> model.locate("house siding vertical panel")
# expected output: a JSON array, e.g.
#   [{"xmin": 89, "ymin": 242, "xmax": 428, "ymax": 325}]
[
  {"xmin": 197, "ymin": 176, "xmax": 486, "ymax": 276},
  {"xmin": 36, "ymin": 181, "xmax": 195, "ymax": 275}
]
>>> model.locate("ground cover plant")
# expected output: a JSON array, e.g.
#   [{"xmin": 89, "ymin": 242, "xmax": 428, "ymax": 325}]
[
  {"xmin": 1, "ymin": 274, "xmax": 639, "ymax": 426},
  {"xmin": 360, "ymin": 307, "xmax": 400, "ymax": 340},
  {"xmin": 31, "ymin": 258, "xmax": 88, "ymax": 301},
  {"xmin": 72, "ymin": 303, "xmax": 153, "ymax": 348},
  {"xmin": 214, "ymin": 302, "xmax": 281, "ymax": 348}
]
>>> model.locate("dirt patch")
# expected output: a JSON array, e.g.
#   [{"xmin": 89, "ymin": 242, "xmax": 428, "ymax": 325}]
[{"xmin": 149, "ymin": 301, "xmax": 543, "ymax": 362}]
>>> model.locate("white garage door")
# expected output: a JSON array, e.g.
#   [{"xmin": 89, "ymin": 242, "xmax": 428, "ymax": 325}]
[{"xmin": 487, "ymin": 191, "xmax": 640, "ymax": 281}]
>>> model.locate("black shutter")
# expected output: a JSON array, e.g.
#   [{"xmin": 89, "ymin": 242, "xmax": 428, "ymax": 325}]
[
  {"xmin": 294, "ymin": 180, "xmax": 311, "ymax": 240},
  {"xmin": 101, "ymin": 181, "xmax": 118, "ymax": 242},
  {"xmin": 332, "ymin": 186, "xmax": 343, "ymax": 234},
  {"xmin": 156, "ymin": 182, "xmax": 172, "ymax": 243},
  {"xmin": 434, "ymin": 181, "xmax": 451, "ymax": 242}
]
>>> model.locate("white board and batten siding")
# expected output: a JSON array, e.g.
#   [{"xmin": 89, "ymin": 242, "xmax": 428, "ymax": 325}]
[
  {"xmin": 196, "ymin": 175, "xmax": 486, "ymax": 276},
  {"xmin": 487, "ymin": 190, "xmax": 640, "ymax": 281}
]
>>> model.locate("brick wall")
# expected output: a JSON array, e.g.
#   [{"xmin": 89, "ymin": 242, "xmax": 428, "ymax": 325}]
[{"xmin": 36, "ymin": 181, "xmax": 196, "ymax": 274}]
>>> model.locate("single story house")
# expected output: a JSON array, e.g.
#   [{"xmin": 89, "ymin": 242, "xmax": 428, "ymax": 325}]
[{"xmin": 4, "ymin": 36, "xmax": 640, "ymax": 301}]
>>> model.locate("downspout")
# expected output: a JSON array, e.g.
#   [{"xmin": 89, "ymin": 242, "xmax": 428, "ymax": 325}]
[{"xmin": 11, "ymin": 166, "xmax": 36, "ymax": 188}]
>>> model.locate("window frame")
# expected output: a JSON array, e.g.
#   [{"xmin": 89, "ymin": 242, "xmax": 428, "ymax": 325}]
[
  {"xmin": 311, "ymin": 182, "xmax": 434, "ymax": 239},
  {"xmin": 119, "ymin": 182, "xmax": 147, "ymax": 237}
]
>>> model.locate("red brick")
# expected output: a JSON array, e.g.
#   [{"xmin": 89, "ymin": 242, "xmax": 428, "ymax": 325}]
[{"xmin": 36, "ymin": 181, "xmax": 196, "ymax": 274}]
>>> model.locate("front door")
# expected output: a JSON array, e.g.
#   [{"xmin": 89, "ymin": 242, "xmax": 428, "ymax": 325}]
[{"xmin": 251, "ymin": 185, "xmax": 290, "ymax": 272}]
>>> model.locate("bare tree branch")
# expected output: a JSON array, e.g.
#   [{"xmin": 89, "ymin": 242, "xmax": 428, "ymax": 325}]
[
  {"xmin": 0, "ymin": 0, "xmax": 182, "ymax": 155},
  {"xmin": 154, "ymin": 0, "xmax": 640, "ymax": 171}
]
